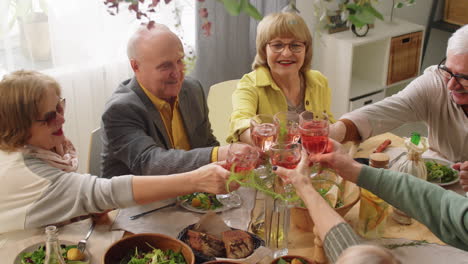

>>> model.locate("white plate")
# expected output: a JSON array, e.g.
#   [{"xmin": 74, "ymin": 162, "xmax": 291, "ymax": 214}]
[
  {"xmin": 14, "ymin": 240, "xmax": 90, "ymax": 264},
  {"xmin": 177, "ymin": 196, "xmax": 239, "ymax": 214},
  {"xmin": 424, "ymin": 158, "xmax": 460, "ymax": 186}
]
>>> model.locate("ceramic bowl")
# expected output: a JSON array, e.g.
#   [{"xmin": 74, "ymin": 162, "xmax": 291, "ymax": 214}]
[{"xmin": 103, "ymin": 233, "xmax": 195, "ymax": 264}]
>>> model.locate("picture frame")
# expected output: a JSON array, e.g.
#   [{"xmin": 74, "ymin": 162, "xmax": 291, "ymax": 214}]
[{"xmin": 327, "ymin": 11, "xmax": 349, "ymax": 34}]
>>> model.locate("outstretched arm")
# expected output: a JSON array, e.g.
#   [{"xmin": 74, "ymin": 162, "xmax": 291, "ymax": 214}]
[{"xmin": 311, "ymin": 140, "xmax": 468, "ymax": 250}]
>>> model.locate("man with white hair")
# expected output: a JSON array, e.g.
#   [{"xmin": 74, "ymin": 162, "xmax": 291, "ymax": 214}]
[
  {"xmin": 331, "ymin": 25, "xmax": 468, "ymax": 190},
  {"xmin": 101, "ymin": 24, "xmax": 229, "ymax": 177}
]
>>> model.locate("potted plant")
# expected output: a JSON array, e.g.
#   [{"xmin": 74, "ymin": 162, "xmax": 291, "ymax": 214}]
[
  {"xmin": 7, "ymin": 0, "xmax": 50, "ymax": 60},
  {"xmin": 311, "ymin": 0, "xmax": 416, "ymax": 37}
]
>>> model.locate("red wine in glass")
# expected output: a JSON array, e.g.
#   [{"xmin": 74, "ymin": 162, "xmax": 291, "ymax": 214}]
[
  {"xmin": 299, "ymin": 121, "xmax": 329, "ymax": 155},
  {"xmin": 224, "ymin": 161, "xmax": 256, "ymax": 173},
  {"xmin": 271, "ymin": 156, "xmax": 300, "ymax": 169},
  {"xmin": 270, "ymin": 143, "xmax": 302, "ymax": 169}
]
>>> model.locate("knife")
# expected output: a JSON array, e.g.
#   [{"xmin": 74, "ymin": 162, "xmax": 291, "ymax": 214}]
[{"xmin": 129, "ymin": 202, "xmax": 177, "ymax": 220}]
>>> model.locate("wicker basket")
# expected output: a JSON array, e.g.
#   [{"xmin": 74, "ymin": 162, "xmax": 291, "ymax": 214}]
[
  {"xmin": 444, "ymin": 0, "xmax": 468, "ymax": 26},
  {"xmin": 387, "ymin": 31, "xmax": 423, "ymax": 85}
]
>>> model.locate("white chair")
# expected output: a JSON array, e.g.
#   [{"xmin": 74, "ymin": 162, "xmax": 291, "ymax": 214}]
[
  {"xmin": 207, "ymin": 80, "xmax": 239, "ymax": 146},
  {"xmin": 87, "ymin": 127, "xmax": 102, "ymax": 176}
]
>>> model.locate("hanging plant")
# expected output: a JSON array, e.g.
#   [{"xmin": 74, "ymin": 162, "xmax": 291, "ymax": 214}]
[{"xmin": 103, "ymin": 0, "xmax": 262, "ymax": 34}]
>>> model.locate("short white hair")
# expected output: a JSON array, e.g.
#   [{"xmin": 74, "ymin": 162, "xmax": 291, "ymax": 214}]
[
  {"xmin": 336, "ymin": 245, "xmax": 401, "ymax": 264},
  {"xmin": 127, "ymin": 23, "xmax": 171, "ymax": 60},
  {"xmin": 447, "ymin": 24, "xmax": 468, "ymax": 56}
]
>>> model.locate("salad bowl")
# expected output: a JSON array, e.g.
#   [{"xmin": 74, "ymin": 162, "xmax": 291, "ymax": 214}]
[{"xmin": 103, "ymin": 233, "xmax": 195, "ymax": 264}]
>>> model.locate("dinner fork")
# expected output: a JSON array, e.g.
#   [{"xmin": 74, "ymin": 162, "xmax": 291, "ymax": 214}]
[{"xmin": 77, "ymin": 221, "xmax": 96, "ymax": 253}]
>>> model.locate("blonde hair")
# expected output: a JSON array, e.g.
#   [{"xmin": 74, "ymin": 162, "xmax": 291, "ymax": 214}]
[
  {"xmin": 252, "ymin": 12, "xmax": 313, "ymax": 74},
  {"xmin": 336, "ymin": 245, "xmax": 401, "ymax": 264},
  {"xmin": 0, "ymin": 70, "xmax": 61, "ymax": 152}
]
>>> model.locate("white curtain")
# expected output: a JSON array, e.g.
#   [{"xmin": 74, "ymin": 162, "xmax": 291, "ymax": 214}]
[{"xmin": 0, "ymin": 0, "xmax": 195, "ymax": 173}]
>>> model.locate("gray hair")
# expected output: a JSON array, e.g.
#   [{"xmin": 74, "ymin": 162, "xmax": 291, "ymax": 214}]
[
  {"xmin": 447, "ymin": 24, "xmax": 468, "ymax": 56},
  {"xmin": 127, "ymin": 23, "xmax": 171, "ymax": 60}
]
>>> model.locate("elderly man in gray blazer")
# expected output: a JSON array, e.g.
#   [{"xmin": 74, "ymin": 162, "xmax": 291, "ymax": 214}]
[{"xmin": 101, "ymin": 24, "xmax": 229, "ymax": 177}]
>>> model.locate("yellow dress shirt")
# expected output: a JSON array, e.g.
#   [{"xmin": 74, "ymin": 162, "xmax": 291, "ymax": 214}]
[
  {"xmin": 140, "ymin": 82, "xmax": 218, "ymax": 161},
  {"xmin": 227, "ymin": 66, "xmax": 336, "ymax": 143}
]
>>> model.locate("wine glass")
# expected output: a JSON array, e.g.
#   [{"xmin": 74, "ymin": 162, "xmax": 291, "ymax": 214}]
[
  {"xmin": 273, "ymin": 111, "xmax": 300, "ymax": 144},
  {"xmin": 265, "ymin": 143, "xmax": 301, "ymax": 258},
  {"xmin": 217, "ymin": 142, "xmax": 259, "ymax": 208},
  {"xmin": 299, "ymin": 111, "xmax": 329, "ymax": 177},
  {"xmin": 270, "ymin": 142, "xmax": 302, "ymax": 200},
  {"xmin": 250, "ymin": 114, "xmax": 278, "ymax": 153}
]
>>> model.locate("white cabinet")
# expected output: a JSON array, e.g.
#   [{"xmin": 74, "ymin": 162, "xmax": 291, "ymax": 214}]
[{"xmin": 312, "ymin": 18, "xmax": 425, "ymax": 118}]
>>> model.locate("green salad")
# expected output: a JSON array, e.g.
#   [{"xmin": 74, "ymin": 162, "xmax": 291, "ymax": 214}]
[
  {"xmin": 425, "ymin": 161, "xmax": 458, "ymax": 183},
  {"xmin": 179, "ymin": 192, "xmax": 223, "ymax": 210},
  {"xmin": 123, "ymin": 245, "xmax": 186, "ymax": 264},
  {"xmin": 20, "ymin": 244, "xmax": 87, "ymax": 264}
]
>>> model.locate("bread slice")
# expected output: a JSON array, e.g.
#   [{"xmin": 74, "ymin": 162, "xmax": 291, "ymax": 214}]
[
  {"xmin": 187, "ymin": 229, "xmax": 226, "ymax": 257},
  {"xmin": 222, "ymin": 230, "xmax": 254, "ymax": 259}
]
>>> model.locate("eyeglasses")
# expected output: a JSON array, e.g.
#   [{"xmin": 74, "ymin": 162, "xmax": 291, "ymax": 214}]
[
  {"xmin": 267, "ymin": 41, "xmax": 306, "ymax": 53},
  {"xmin": 437, "ymin": 58, "xmax": 468, "ymax": 88},
  {"xmin": 36, "ymin": 98, "xmax": 66, "ymax": 126}
]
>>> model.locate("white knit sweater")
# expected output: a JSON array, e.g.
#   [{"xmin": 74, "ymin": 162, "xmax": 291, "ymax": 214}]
[{"xmin": 342, "ymin": 66, "xmax": 468, "ymax": 162}]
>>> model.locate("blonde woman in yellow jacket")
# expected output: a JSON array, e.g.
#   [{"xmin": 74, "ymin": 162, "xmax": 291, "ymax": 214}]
[{"xmin": 227, "ymin": 12, "xmax": 335, "ymax": 143}]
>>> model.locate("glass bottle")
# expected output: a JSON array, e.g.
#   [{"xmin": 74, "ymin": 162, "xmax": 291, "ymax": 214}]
[
  {"xmin": 358, "ymin": 153, "xmax": 389, "ymax": 239},
  {"xmin": 44, "ymin": 226, "xmax": 66, "ymax": 264}
]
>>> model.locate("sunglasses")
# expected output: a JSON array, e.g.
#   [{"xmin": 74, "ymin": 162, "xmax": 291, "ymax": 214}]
[{"xmin": 36, "ymin": 98, "xmax": 66, "ymax": 126}]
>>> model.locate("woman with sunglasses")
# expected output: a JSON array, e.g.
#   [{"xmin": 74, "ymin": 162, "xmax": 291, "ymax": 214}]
[
  {"xmin": 0, "ymin": 70, "xmax": 237, "ymax": 233},
  {"xmin": 227, "ymin": 12, "xmax": 335, "ymax": 144},
  {"xmin": 330, "ymin": 24, "xmax": 468, "ymax": 164}
]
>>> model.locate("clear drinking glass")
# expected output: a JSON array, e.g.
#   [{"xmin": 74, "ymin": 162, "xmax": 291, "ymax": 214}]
[
  {"xmin": 217, "ymin": 142, "xmax": 259, "ymax": 208},
  {"xmin": 273, "ymin": 111, "xmax": 300, "ymax": 144},
  {"xmin": 298, "ymin": 111, "xmax": 329, "ymax": 177},
  {"xmin": 250, "ymin": 114, "xmax": 278, "ymax": 153},
  {"xmin": 270, "ymin": 142, "xmax": 302, "ymax": 201},
  {"xmin": 262, "ymin": 143, "xmax": 302, "ymax": 258}
]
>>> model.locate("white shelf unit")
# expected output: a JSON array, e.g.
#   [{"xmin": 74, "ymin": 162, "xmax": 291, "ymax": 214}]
[{"xmin": 313, "ymin": 18, "xmax": 425, "ymax": 118}]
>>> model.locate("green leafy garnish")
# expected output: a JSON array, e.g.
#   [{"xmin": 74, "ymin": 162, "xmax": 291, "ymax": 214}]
[
  {"xmin": 384, "ymin": 240, "xmax": 428, "ymax": 249},
  {"xmin": 123, "ymin": 245, "xmax": 186, "ymax": 264},
  {"xmin": 425, "ymin": 161, "xmax": 457, "ymax": 183},
  {"xmin": 20, "ymin": 244, "xmax": 86, "ymax": 264},
  {"xmin": 225, "ymin": 161, "xmax": 343, "ymax": 208},
  {"xmin": 179, "ymin": 192, "xmax": 223, "ymax": 210}
]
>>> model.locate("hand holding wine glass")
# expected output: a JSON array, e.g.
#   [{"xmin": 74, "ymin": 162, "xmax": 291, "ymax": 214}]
[
  {"xmin": 217, "ymin": 142, "xmax": 259, "ymax": 208},
  {"xmin": 299, "ymin": 111, "xmax": 329, "ymax": 176},
  {"xmin": 250, "ymin": 114, "xmax": 278, "ymax": 152}
]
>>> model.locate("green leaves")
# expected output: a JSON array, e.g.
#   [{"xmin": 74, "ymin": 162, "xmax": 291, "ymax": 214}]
[
  {"xmin": 217, "ymin": 0, "xmax": 263, "ymax": 20},
  {"xmin": 346, "ymin": 2, "xmax": 383, "ymax": 29},
  {"xmin": 394, "ymin": 0, "xmax": 416, "ymax": 8}
]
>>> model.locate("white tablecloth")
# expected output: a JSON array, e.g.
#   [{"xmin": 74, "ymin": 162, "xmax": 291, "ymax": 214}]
[
  {"xmin": 373, "ymin": 238, "xmax": 468, "ymax": 264},
  {"xmin": 111, "ymin": 187, "xmax": 257, "ymax": 237}
]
